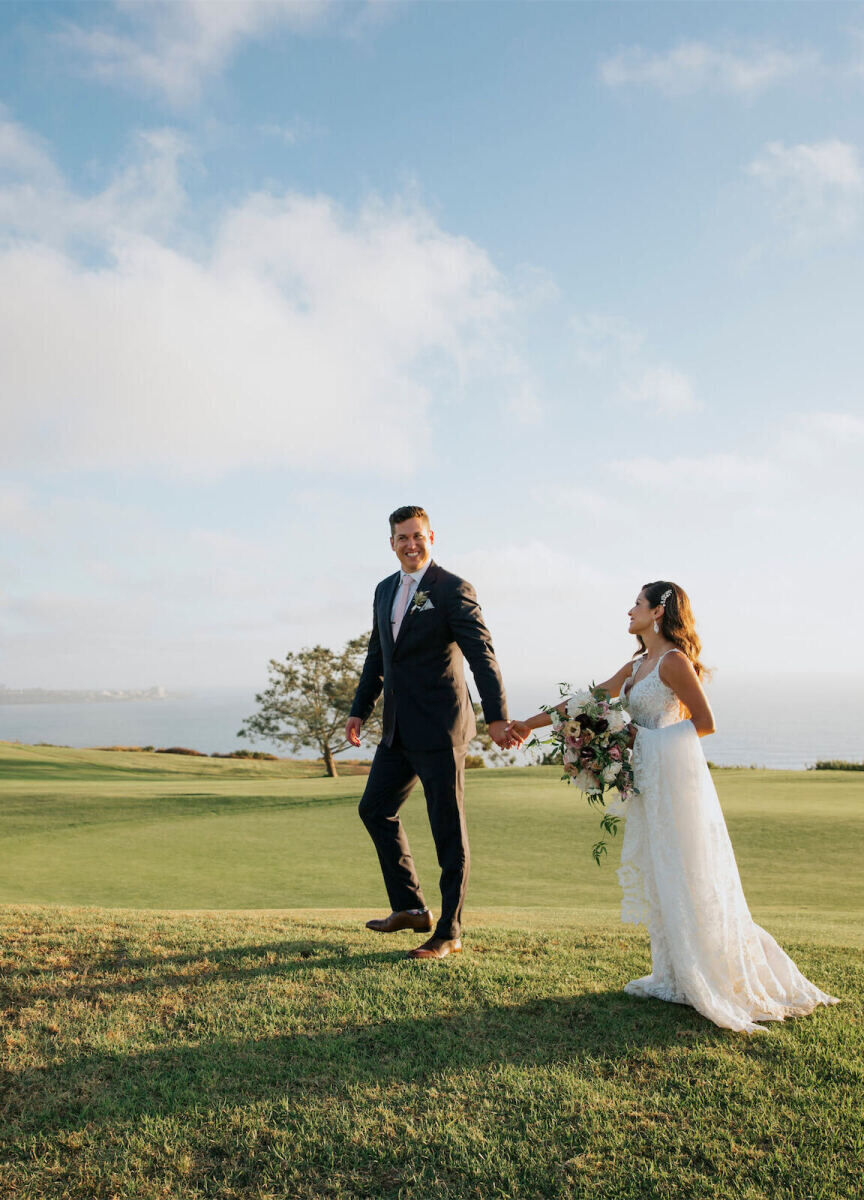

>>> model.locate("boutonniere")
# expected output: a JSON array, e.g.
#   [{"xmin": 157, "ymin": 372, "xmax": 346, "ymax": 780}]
[{"xmin": 410, "ymin": 589, "xmax": 433, "ymax": 613}]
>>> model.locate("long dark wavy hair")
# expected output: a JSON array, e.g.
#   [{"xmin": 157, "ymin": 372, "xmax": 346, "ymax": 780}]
[{"xmin": 634, "ymin": 580, "xmax": 709, "ymax": 680}]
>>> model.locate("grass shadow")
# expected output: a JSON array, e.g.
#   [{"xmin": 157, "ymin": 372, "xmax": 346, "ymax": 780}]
[
  {"xmin": 3, "ymin": 938, "xmax": 433, "ymax": 1001},
  {"xmin": 1, "ymin": 989, "xmax": 748, "ymax": 1140}
]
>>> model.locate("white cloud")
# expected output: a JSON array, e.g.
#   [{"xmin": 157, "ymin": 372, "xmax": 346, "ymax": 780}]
[
  {"xmin": 569, "ymin": 313, "xmax": 697, "ymax": 416},
  {"xmin": 504, "ymin": 380, "xmax": 542, "ymax": 425},
  {"xmin": 798, "ymin": 412, "xmax": 864, "ymax": 440},
  {"xmin": 0, "ymin": 116, "xmax": 189, "ymax": 246},
  {"xmin": 775, "ymin": 410, "xmax": 864, "ymax": 481},
  {"xmin": 610, "ymin": 411, "xmax": 864, "ymax": 501},
  {"xmin": 3, "ymin": 406, "xmax": 862, "ymax": 689},
  {"xmin": 614, "ymin": 452, "xmax": 776, "ymax": 494},
  {"xmin": 0, "ymin": 122, "xmax": 525, "ymax": 477},
  {"xmin": 848, "ymin": 28, "xmax": 864, "ymax": 79},
  {"xmin": 0, "ymin": 489, "xmax": 377, "ymax": 688},
  {"xmin": 60, "ymin": 0, "xmax": 339, "ymax": 105},
  {"xmin": 0, "ymin": 486, "xmax": 44, "ymax": 536},
  {"xmin": 747, "ymin": 139, "xmax": 864, "ymax": 242},
  {"xmin": 449, "ymin": 542, "xmax": 632, "ymax": 694},
  {"xmin": 258, "ymin": 118, "xmax": 324, "ymax": 146},
  {"xmin": 569, "ymin": 314, "xmax": 643, "ymax": 369},
  {"xmin": 622, "ymin": 366, "xmax": 698, "ymax": 415},
  {"xmin": 0, "ymin": 108, "xmax": 62, "ymax": 184},
  {"xmin": 600, "ymin": 40, "xmax": 817, "ymax": 96},
  {"xmin": 455, "ymin": 409, "xmax": 864, "ymax": 687}
]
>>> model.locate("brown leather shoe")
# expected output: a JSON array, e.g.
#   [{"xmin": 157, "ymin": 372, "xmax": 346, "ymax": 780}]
[
  {"xmin": 365, "ymin": 909, "xmax": 434, "ymax": 934},
  {"xmin": 407, "ymin": 936, "xmax": 462, "ymax": 959}
]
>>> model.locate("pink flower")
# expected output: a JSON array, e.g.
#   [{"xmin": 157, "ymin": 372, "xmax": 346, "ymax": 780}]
[{"xmin": 609, "ymin": 745, "xmax": 622, "ymax": 761}]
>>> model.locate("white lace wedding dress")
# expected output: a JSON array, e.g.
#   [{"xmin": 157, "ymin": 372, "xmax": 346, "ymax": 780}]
[{"xmin": 615, "ymin": 652, "xmax": 838, "ymax": 1034}]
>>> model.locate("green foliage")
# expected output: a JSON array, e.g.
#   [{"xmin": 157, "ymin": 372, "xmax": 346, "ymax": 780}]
[
  {"xmin": 809, "ymin": 760, "xmax": 864, "ymax": 771},
  {"xmin": 155, "ymin": 746, "xmax": 208, "ymax": 756},
  {"xmin": 592, "ymin": 809, "xmax": 623, "ymax": 866},
  {"xmin": 210, "ymin": 749, "xmax": 278, "ymax": 760},
  {"xmin": 95, "ymin": 745, "xmax": 156, "ymax": 752},
  {"xmin": 0, "ymin": 904, "xmax": 859, "ymax": 1200},
  {"xmin": 239, "ymin": 632, "xmax": 381, "ymax": 777}
]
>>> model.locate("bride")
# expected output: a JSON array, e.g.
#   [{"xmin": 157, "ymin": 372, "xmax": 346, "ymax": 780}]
[{"xmin": 508, "ymin": 580, "xmax": 838, "ymax": 1034}]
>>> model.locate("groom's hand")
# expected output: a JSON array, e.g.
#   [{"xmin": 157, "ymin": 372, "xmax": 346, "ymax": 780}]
[{"xmin": 345, "ymin": 717, "xmax": 363, "ymax": 747}]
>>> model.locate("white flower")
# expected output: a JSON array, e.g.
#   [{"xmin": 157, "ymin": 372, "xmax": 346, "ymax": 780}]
[
  {"xmin": 605, "ymin": 709, "xmax": 628, "ymax": 733},
  {"xmin": 572, "ymin": 768, "xmax": 599, "ymax": 792},
  {"xmin": 566, "ymin": 691, "xmax": 593, "ymax": 716},
  {"xmin": 603, "ymin": 762, "xmax": 622, "ymax": 783}
]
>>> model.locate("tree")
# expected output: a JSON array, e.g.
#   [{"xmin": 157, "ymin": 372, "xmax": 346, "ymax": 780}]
[{"xmin": 238, "ymin": 633, "xmax": 381, "ymax": 778}]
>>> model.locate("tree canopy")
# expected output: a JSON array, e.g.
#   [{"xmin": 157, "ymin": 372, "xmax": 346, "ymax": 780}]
[{"xmin": 239, "ymin": 633, "xmax": 381, "ymax": 777}]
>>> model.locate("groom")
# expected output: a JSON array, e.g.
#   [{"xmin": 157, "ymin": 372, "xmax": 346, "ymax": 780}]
[{"xmin": 346, "ymin": 505, "xmax": 517, "ymax": 959}]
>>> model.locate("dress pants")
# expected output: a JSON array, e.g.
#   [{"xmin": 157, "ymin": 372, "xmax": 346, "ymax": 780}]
[{"xmin": 358, "ymin": 733, "xmax": 469, "ymax": 941}]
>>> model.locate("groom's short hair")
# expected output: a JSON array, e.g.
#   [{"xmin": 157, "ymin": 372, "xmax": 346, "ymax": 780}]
[{"xmin": 389, "ymin": 505, "xmax": 430, "ymax": 534}]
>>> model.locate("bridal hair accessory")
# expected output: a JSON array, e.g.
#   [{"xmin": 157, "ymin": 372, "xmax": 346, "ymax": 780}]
[{"xmin": 654, "ymin": 587, "xmax": 673, "ymax": 632}]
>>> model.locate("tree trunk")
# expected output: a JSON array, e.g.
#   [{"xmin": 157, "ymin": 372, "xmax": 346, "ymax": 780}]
[{"xmin": 322, "ymin": 745, "xmax": 338, "ymax": 778}]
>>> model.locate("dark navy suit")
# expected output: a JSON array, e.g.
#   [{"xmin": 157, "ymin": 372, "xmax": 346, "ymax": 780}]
[{"xmin": 351, "ymin": 560, "xmax": 507, "ymax": 939}]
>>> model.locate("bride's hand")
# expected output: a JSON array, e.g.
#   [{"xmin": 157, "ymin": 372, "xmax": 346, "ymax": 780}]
[{"xmin": 506, "ymin": 720, "xmax": 533, "ymax": 744}]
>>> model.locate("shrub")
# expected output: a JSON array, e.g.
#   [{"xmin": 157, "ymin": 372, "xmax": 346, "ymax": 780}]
[
  {"xmin": 808, "ymin": 760, "xmax": 864, "ymax": 771},
  {"xmin": 155, "ymin": 746, "xmax": 208, "ymax": 757},
  {"xmin": 211, "ymin": 750, "xmax": 279, "ymax": 761},
  {"xmin": 465, "ymin": 754, "xmax": 486, "ymax": 769},
  {"xmin": 706, "ymin": 761, "xmax": 763, "ymax": 770}
]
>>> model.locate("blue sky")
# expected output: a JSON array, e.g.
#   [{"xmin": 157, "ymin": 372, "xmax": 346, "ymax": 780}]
[{"xmin": 1, "ymin": 1, "xmax": 862, "ymax": 696}]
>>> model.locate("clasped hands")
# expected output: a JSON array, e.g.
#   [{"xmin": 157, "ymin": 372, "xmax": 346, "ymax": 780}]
[
  {"xmin": 345, "ymin": 716, "xmax": 529, "ymax": 751},
  {"xmin": 489, "ymin": 720, "xmax": 528, "ymax": 750}
]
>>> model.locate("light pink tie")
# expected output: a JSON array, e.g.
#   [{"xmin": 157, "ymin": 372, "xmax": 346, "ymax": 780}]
[{"xmin": 392, "ymin": 575, "xmax": 413, "ymax": 639}]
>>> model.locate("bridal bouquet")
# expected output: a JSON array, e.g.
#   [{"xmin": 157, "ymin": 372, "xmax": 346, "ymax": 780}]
[{"xmin": 538, "ymin": 684, "xmax": 637, "ymax": 865}]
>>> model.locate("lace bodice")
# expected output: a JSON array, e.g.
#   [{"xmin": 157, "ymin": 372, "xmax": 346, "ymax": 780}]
[{"xmin": 622, "ymin": 652, "xmax": 682, "ymax": 729}]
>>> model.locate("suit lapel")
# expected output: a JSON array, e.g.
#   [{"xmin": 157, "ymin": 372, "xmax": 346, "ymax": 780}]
[{"xmin": 382, "ymin": 571, "xmax": 401, "ymax": 648}]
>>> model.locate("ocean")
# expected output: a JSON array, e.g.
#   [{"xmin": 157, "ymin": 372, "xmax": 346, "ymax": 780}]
[{"xmin": 1, "ymin": 677, "xmax": 862, "ymax": 770}]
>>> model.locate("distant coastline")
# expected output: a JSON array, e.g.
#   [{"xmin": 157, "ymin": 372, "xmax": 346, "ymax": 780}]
[
  {"xmin": 1, "ymin": 678, "xmax": 862, "ymax": 769},
  {"xmin": 0, "ymin": 686, "xmax": 169, "ymax": 705}
]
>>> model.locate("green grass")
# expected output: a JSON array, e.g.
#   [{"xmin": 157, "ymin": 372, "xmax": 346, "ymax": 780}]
[
  {"xmin": 1, "ymin": 906, "xmax": 859, "ymax": 1200},
  {"xmin": 1, "ymin": 743, "xmax": 863, "ymax": 941},
  {"xmin": 1, "ymin": 743, "xmax": 862, "ymax": 1198}
]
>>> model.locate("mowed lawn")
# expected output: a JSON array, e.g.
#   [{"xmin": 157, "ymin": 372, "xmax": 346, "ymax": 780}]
[
  {"xmin": 1, "ymin": 743, "xmax": 862, "ymax": 1199},
  {"xmin": 1, "ymin": 742, "xmax": 862, "ymax": 942}
]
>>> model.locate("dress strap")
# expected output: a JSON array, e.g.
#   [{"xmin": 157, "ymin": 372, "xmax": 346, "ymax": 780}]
[
  {"xmin": 658, "ymin": 648, "xmax": 685, "ymax": 665},
  {"xmin": 622, "ymin": 658, "xmax": 641, "ymax": 698}
]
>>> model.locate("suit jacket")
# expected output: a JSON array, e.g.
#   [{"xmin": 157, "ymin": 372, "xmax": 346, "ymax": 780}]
[{"xmin": 350, "ymin": 560, "xmax": 507, "ymax": 750}]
